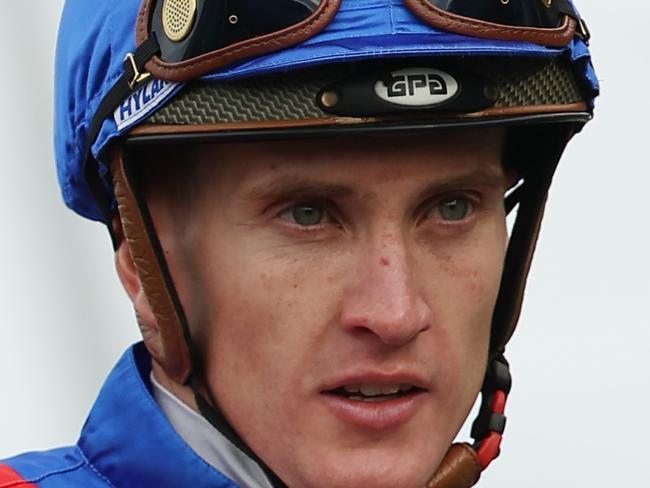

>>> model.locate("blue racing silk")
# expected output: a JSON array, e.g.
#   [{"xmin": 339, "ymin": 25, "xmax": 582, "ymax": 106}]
[{"xmin": 0, "ymin": 343, "xmax": 240, "ymax": 488}]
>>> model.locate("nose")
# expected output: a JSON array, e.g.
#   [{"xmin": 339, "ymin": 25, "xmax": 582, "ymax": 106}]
[{"xmin": 339, "ymin": 232, "xmax": 432, "ymax": 346}]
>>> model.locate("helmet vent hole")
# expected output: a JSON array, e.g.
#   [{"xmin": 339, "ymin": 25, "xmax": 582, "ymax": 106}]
[{"xmin": 162, "ymin": 0, "xmax": 197, "ymax": 42}]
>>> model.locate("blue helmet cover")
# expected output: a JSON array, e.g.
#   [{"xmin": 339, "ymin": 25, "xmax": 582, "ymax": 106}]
[{"xmin": 55, "ymin": 0, "xmax": 599, "ymax": 222}]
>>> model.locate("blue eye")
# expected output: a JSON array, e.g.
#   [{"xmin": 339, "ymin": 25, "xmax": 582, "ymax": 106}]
[
  {"xmin": 434, "ymin": 198, "xmax": 472, "ymax": 221},
  {"xmin": 282, "ymin": 203, "xmax": 326, "ymax": 226}
]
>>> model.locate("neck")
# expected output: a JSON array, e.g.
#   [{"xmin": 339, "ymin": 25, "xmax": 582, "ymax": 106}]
[{"xmin": 151, "ymin": 365, "xmax": 273, "ymax": 488}]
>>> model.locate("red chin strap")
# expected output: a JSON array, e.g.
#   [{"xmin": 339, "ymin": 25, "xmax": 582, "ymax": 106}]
[
  {"xmin": 476, "ymin": 394, "xmax": 507, "ymax": 470},
  {"xmin": 473, "ymin": 356, "xmax": 511, "ymax": 470}
]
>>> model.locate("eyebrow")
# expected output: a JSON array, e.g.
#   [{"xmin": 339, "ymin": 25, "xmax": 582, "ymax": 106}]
[
  {"xmin": 243, "ymin": 177, "xmax": 356, "ymax": 202},
  {"xmin": 243, "ymin": 166, "xmax": 506, "ymax": 203},
  {"xmin": 414, "ymin": 168, "xmax": 507, "ymax": 202}
]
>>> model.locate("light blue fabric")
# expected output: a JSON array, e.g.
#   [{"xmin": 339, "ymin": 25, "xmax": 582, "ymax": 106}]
[
  {"xmin": 55, "ymin": 0, "xmax": 599, "ymax": 221},
  {"xmin": 1, "ymin": 344, "xmax": 240, "ymax": 488}
]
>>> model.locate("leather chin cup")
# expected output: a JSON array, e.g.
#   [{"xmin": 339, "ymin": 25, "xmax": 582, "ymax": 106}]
[{"xmin": 427, "ymin": 444, "xmax": 482, "ymax": 488}]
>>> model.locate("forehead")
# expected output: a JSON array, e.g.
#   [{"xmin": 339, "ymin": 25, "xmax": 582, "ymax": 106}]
[{"xmin": 139, "ymin": 128, "xmax": 506, "ymax": 197}]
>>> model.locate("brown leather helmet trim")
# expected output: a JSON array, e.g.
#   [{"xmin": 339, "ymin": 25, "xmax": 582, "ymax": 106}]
[
  {"xmin": 463, "ymin": 102, "xmax": 587, "ymax": 119},
  {"xmin": 426, "ymin": 443, "xmax": 482, "ymax": 488},
  {"xmin": 112, "ymin": 147, "xmax": 193, "ymax": 383},
  {"xmin": 136, "ymin": 0, "xmax": 342, "ymax": 82},
  {"xmin": 128, "ymin": 115, "xmax": 376, "ymax": 137},
  {"xmin": 126, "ymin": 102, "xmax": 588, "ymax": 138},
  {"xmin": 404, "ymin": 0, "xmax": 576, "ymax": 47}
]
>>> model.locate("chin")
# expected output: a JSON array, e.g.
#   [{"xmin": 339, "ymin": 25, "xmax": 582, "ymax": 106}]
[{"xmin": 279, "ymin": 445, "xmax": 442, "ymax": 488}]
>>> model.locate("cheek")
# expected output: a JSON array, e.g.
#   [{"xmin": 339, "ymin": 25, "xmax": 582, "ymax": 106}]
[
  {"xmin": 423, "ymin": 222, "xmax": 507, "ymax": 407},
  {"xmin": 192, "ymin": 244, "xmax": 353, "ymax": 464},
  {"xmin": 192, "ymin": 240, "xmax": 343, "ymax": 399}
]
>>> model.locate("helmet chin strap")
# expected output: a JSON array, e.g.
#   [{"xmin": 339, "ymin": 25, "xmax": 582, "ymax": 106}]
[
  {"xmin": 190, "ymin": 376, "xmax": 289, "ymax": 488},
  {"xmin": 112, "ymin": 146, "xmax": 290, "ymax": 486},
  {"xmin": 110, "ymin": 123, "xmax": 576, "ymax": 487}
]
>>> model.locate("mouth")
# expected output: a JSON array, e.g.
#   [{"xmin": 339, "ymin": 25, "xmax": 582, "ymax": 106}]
[
  {"xmin": 320, "ymin": 378, "xmax": 428, "ymax": 430},
  {"xmin": 325, "ymin": 383, "xmax": 424, "ymax": 403}
]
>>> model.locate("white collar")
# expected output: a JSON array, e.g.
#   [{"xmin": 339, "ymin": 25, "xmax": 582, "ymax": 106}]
[{"xmin": 151, "ymin": 372, "xmax": 273, "ymax": 488}]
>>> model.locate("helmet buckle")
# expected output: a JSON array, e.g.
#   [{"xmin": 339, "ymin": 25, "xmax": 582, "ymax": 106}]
[{"xmin": 125, "ymin": 52, "xmax": 152, "ymax": 89}]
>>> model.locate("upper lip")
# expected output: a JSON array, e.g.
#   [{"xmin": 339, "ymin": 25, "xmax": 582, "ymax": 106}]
[{"xmin": 320, "ymin": 370, "xmax": 430, "ymax": 393}]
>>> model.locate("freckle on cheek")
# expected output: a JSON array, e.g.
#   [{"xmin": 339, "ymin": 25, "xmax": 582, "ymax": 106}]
[
  {"xmin": 260, "ymin": 273, "xmax": 272, "ymax": 290},
  {"xmin": 437, "ymin": 255, "xmax": 480, "ymax": 282}
]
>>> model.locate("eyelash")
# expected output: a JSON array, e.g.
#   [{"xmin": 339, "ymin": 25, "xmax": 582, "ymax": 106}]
[
  {"xmin": 275, "ymin": 192, "xmax": 480, "ymax": 231},
  {"xmin": 277, "ymin": 200, "xmax": 339, "ymax": 230},
  {"xmin": 414, "ymin": 192, "xmax": 479, "ymax": 225}
]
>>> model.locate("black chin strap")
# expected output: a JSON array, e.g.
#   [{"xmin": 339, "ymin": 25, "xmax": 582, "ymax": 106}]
[
  {"xmin": 191, "ymin": 377, "xmax": 288, "ymax": 488},
  {"xmin": 490, "ymin": 124, "xmax": 574, "ymax": 352}
]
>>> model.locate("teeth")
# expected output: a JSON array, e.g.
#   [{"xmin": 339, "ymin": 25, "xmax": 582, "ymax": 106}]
[
  {"xmin": 343, "ymin": 385, "xmax": 361, "ymax": 394},
  {"xmin": 361, "ymin": 396, "xmax": 389, "ymax": 403},
  {"xmin": 360, "ymin": 384, "xmax": 383, "ymax": 396},
  {"xmin": 381, "ymin": 385, "xmax": 401, "ymax": 395},
  {"xmin": 341, "ymin": 383, "xmax": 414, "ymax": 397}
]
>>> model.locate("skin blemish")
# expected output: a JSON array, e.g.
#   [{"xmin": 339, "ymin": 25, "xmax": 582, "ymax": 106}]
[
  {"xmin": 260, "ymin": 272, "xmax": 273, "ymax": 290},
  {"xmin": 435, "ymin": 253, "xmax": 486, "ymax": 293},
  {"xmin": 380, "ymin": 256, "xmax": 390, "ymax": 266},
  {"xmin": 435, "ymin": 253, "xmax": 472, "ymax": 280}
]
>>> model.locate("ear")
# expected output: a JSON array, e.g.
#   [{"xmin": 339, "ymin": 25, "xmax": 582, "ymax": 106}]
[{"xmin": 113, "ymin": 215, "xmax": 166, "ymax": 360}]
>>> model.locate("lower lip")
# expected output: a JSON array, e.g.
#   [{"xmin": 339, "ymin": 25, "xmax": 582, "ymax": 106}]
[{"xmin": 320, "ymin": 391, "xmax": 426, "ymax": 431}]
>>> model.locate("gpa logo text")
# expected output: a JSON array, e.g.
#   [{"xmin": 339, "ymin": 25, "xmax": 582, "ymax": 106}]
[
  {"xmin": 386, "ymin": 73, "xmax": 447, "ymax": 97},
  {"xmin": 375, "ymin": 68, "xmax": 459, "ymax": 107}
]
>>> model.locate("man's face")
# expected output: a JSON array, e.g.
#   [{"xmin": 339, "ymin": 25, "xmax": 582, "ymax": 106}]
[{"xmin": 148, "ymin": 130, "xmax": 508, "ymax": 488}]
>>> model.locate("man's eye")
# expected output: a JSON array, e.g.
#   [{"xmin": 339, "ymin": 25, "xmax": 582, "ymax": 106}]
[
  {"xmin": 280, "ymin": 202, "xmax": 327, "ymax": 226},
  {"xmin": 429, "ymin": 197, "xmax": 473, "ymax": 222}
]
